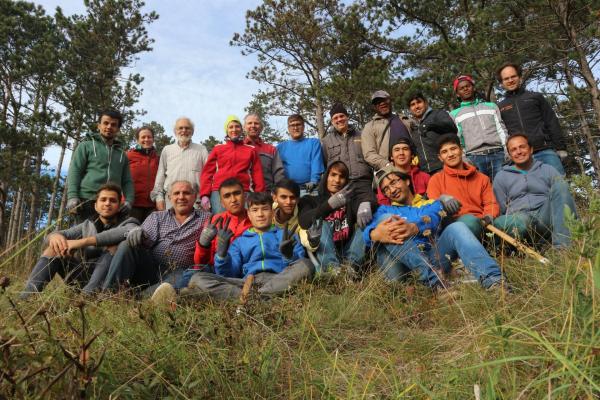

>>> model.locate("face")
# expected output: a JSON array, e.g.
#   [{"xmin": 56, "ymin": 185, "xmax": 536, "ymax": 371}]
[
  {"xmin": 94, "ymin": 189, "xmax": 120, "ymax": 219},
  {"xmin": 391, "ymin": 143, "xmax": 413, "ymax": 169},
  {"xmin": 168, "ymin": 182, "xmax": 195, "ymax": 214},
  {"xmin": 137, "ymin": 129, "xmax": 154, "ymax": 149},
  {"xmin": 500, "ymin": 66, "xmax": 522, "ymax": 92},
  {"xmin": 380, "ymin": 174, "xmax": 411, "ymax": 204},
  {"xmin": 331, "ymin": 113, "xmax": 349, "ymax": 133},
  {"xmin": 409, "ymin": 98, "xmax": 427, "ymax": 119},
  {"xmin": 220, "ymin": 185, "xmax": 245, "ymax": 215},
  {"xmin": 507, "ymin": 136, "xmax": 533, "ymax": 167},
  {"xmin": 226, "ymin": 121, "xmax": 243, "ymax": 140},
  {"xmin": 456, "ymin": 80, "xmax": 474, "ymax": 101},
  {"xmin": 326, "ymin": 166, "xmax": 348, "ymax": 194},
  {"xmin": 288, "ymin": 119, "xmax": 304, "ymax": 140},
  {"xmin": 272, "ymin": 188, "xmax": 297, "ymax": 216},
  {"xmin": 373, "ymin": 98, "xmax": 392, "ymax": 116},
  {"xmin": 244, "ymin": 115, "xmax": 263, "ymax": 140},
  {"xmin": 438, "ymin": 142, "xmax": 463, "ymax": 169},
  {"xmin": 97, "ymin": 115, "xmax": 120, "ymax": 141},
  {"xmin": 248, "ymin": 203, "xmax": 273, "ymax": 231},
  {"xmin": 175, "ymin": 118, "xmax": 194, "ymax": 144}
]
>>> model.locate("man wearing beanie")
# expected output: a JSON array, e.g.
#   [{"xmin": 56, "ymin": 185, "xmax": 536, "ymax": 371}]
[
  {"xmin": 321, "ymin": 103, "xmax": 376, "ymax": 228},
  {"xmin": 450, "ymin": 75, "xmax": 508, "ymax": 181}
]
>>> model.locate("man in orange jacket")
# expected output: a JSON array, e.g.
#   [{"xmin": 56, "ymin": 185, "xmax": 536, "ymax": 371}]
[{"xmin": 427, "ymin": 134, "xmax": 499, "ymax": 237}]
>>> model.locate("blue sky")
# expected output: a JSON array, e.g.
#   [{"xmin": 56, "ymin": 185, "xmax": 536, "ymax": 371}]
[{"xmin": 38, "ymin": 0, "xmax": 268, "ymax": 171}]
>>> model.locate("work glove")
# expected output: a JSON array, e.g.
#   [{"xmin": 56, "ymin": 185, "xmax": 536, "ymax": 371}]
[
  {"xmin": 356, "ymin": 202, "xmax": 372, "ymax": 229},
  {"xmin": 279, "ymin": 221, "xmax": 297, "ymax": 259},
  {"xmin": 200, "ymin": 196, "xmax": 211, "ymax": 211},
  {"xmin": 307, "ymin": 220, "xmax": 323, "ymax": 249},
  {"xmin": 480, "ymin": 215, "xmax": 494, "ymax": 227},
  {"xmin": 67, "ymin": 198, "xmax": 80, "ymax": 213},
  {"xmin": 556, "ymin": 150, "xmax": 568, "ymax": 160},
  {"xmin": 126, "ymin": 227, "xmax": 145, "ymax": 247},
  {"xmin": 215, "ymin": 217, "xmax": 234, "ymax": 258},
  {"xmin": 198, "ymin": 216, "xmax": 222, "ymax": 248},
  {"xmin": 327, "ymin": 184, "xmax": 353, "ymax": 210},
  {"xmin": 438, "ymin": 195, "xmax": 461, "ymax": 216},
  {"xmin": 304, "ymin": 182, "xmax": 317, "ymax": 193}
]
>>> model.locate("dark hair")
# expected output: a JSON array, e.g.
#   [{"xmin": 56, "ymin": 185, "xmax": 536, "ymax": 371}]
[
  {"xmin": 219, "ymin": 177, "xmax": 243, "ymax": 193},
  {"xmin": 406, "ymin": 92, "xmax": 427, "ymax": 107},
  {"xmin": 135, "ymin": 125, "xmax": 155, "ymax": 140},
  {"xmin": 506, "ymin": 133, "xmax": 531, "ymax": 148},
  {"xmin": 496, "ymin": 62, "xmax": 522, "ymax": 83},
  {"xmin": 287, "ymin": 114, "xmax": 305, "ymax": 125},
  {"xmin": 376, "ymin": 170, "xmax": 414, "ymax": 194},
  {"xmin": 96, "ymin": 182, "xmax": 122, "ymax": 200},
  {"xmin": 98, "ymin": 109, "xmax": 123, "ymax": 128},
  {"xmin": 246, "ymin": 192, "xmax": 273, "ymax": 207},
  {"xmin": 274, "ymin": 178, "xmax": 300, "ymax": 198},
  {"xmin": 437, "ymin": 134, "xmax": 461, "ymax": 153},
  {"xmin": 328, "ymin": 161, "xmax": 349, "ymax": 180}
]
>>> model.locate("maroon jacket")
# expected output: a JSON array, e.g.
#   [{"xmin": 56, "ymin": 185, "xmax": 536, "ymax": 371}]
[{"xmin": 127, "ymin": 147, "xmax": 159, "ymax": 208}]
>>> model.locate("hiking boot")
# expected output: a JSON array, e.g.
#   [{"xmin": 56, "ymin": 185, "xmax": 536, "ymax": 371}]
[
  {"xmin": 487, "ymin": 280, "xmax": 513, "ymax": 294},
  {"xmin": 151, "ymin": 282, "xmax": 176, "ymax": 309}
]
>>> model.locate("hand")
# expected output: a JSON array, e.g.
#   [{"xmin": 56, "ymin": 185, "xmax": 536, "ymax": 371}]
[
  {"xmin": 66, "ymin": 198, "xmax": 80, "ymax": 213},
  {"xmin": 200, "ymin": 196, "xmax": 211, "ymax": 211},
  {"xmin": 307, "ymin": 220, "xmax": 322, "ymax": 249},
  {"xmin": 279, "ymin": 221, "xmax": 297, "ymax": 259},
  {"xmin": 438, "ymin": 195, "xmax": 461, "ymax": 216},
  {"xmin": 556, "ymin": 150, "xmax": 568, "ymax": 160},
  {"xmin": 47, "ymin": 233, "xmax": 69, "ymax": 257},
  {"xmin": 216, "ymin": 217, "xmax": 234, "ymax": 258},
  {"xmin": 198, "ymin": 216, "xmax": 222, "ymax": 248},
  {"xmin": 481, "ymin": 215, "xmax": 494, "ymax": 227},
  {"xmin": 304, "ymin": 182, "xmax": 317, "ymax": 193},
  {"xmin": 156, "ymin": 200, "xmax": 166, "ymax": 211},
  {"xmin": 356, "ymin": 202, "xmax": 372, "ymax": 229},
  {"xmin": 327, "ymin": 184, "xmax": 353, "ymax": 210},
  {"xmin": 126, "ymin": 227, "xmax": 145, "ymax": 247}
]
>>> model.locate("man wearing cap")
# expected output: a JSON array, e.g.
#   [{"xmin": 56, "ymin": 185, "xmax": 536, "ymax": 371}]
[
  {"xmin": 364, "ymin": 165, "xmax": 506, "ymax": 291},
  {"xmin": 406, "ymin": 93, "xmax": 458, "ymax": 174},
  {"xmin": 361, "ymin": 90, "xmax": 412, "ymax": 171},
  {"xmin": 450, "ymin": 75, "xmax": 508, "ymax": 181},
  {"xmin": 322, "ymin": 103, "xmax": 376, "ymax": 227},
  {"xmin": 497, "ymin": 62, "xmax": 568, "ymax": 175}
]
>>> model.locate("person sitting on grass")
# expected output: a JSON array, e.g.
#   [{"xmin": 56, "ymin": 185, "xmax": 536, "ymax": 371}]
[
  {"xmin": 426, "ymin": 134, "xmax": 500, "ymax": 238},
  {"xmin": 20, "ymin": 183, "xmax": 139, "ymax": 298},
  {"xmin": 298, "ymin": 161, "xmax": 376, "ymax": 273},
  {"xmin": 157, "ymin": 192, "xmax": 313, "ymax": 302},
  {"xmin": 365, "ymin": 165, "xmax": 507, "ymax": 292}
]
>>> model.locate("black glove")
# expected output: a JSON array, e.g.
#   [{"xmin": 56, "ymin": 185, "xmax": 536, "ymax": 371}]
[
  {"xmin": 304, "ymin": 182, "xmax": 317, "ymax": 193},
  {"xmin": 215, "ymin": 217, "xmax": 233, "ymax": 258},
  {"xmin": 480, "ymin": 215, "xmax": 494, "ymax": 227},
  {"xmin": 198, "ymin": 216, "xmax": 221, "ymax": 248},
  {"xmin": 279, "ymin": 221, "xmax": 297, "ymax": 259},
  {"xmin": 438, "ymin": 195, "xmax": 461, "ymax": 216},
  {"xmin": 307, "ymin": 220, "xmax": 322, "ymax": 249}
]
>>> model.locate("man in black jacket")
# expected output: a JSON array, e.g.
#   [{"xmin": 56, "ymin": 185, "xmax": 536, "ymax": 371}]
[
  {"xmin": 496, "ymin": 62, "xmax": 568, "ymax": 175},
  {"xmin": 407, "ymin": 93, "xmax": 458, "ymax": 174}
]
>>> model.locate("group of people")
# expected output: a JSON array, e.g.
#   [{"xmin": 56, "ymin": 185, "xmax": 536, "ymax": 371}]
[{"xmin": 20, "ymin": 61, "xmax": 577, "ymax": 303}]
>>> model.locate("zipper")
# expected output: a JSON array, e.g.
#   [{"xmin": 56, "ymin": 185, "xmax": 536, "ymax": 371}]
[
  {"xmin": 106, "ymin": 143, "xmax": 113, "ymax": 183},
  {"xmin": 514, "ymin": 95, "xmax": 525, "ymax": 134},
  {"xmin": 418, "ymin": 124, "xmax": 430, "ymax": 171},
  {"xmin": 258, "ymin": 232, "xmax": 266, "ymax": 271}
]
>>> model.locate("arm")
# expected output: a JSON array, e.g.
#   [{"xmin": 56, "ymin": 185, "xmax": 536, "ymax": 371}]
[
  {"xmin": 66, "ymin": 143, "xmax": 87, "ymax": 200},
  {"xmin": 425, "ymin": 176, "xmax": 441, "ymax": 199},
  {"xmin": 297, "ymin": 196, "xmax": 333, "ymax": 229},
  {"xmin": 150, "ymin": 151, "xmax": 167, "ymax": 203},
  {"xmin": 481, "ymin": 177, "xmax": 500, "ymax": 217},
  {"xmin": 492, "ymin": 104, "xmax": 508, "ymax": 148},
  {"xmin": 121, "ymin": 155, "xmax": 135, "ymax": 204},
  {"xmin": 199, "ymin": 149, "xmax": 218, "ymax": 197},
  {"xmin": 492, "ymin": 177, "xmax": 508, "ymax": 215},
  {"xmin": 140, "ymin": 213, "xmax": 159, "ymax": 247},
  {"xmin": 251, "ymin": 148, "xmax": 266, "ymax": 192},
  {"xmin": 291, "ymin": 233, "xmax": 306, "ymax": 261},
  {"xmin": 272, "ymin": 150, "xmax": 286, "ymax": 184},
  {"xmin": 95, "ymin": 220, "xmax": 139, "ymax": 247},
  {"xmin": 539, "ymin": 94, "xmax": 566, "ymax": 151},
  {"xmin": 361, "ymin": 124, "xmax": 389, "ymax": 170},
  {"xmin": 214, "ymin": 238, "xmax": 243, "ymax": 278},
  {"xmin": 310, "ymin": 140, "xmax": 324, "ymax": 184}
]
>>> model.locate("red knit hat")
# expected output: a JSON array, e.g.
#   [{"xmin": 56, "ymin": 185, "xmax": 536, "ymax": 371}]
[{"xmin": 453, "ymin": 75, "xmax": 475, "ymax": 92}]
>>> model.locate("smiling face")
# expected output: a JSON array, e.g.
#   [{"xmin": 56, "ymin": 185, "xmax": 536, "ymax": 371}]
[
  {"xmin": 168, "ymin": 181, "xmax": 195, "ymax": 215},
  {"xmin": 391, "ymin": 143, "xmax": 413, "ymax": 170},
  {"xmin": 272, "ymin": 187, "xmax": 297, "ymax": 217},
  {"xmin": 219, "ymin": 184, "xmax": 245, "ymax": 215},
  {"xmin": 409, "ymin": 98, "xmax": 427, "ymax": 120},
  {"xmin": 287, "ymin": 119, "xmax": 304, "ymax": 140},
  {"xmin": 500, "ymin": 66, "xmax": 522, "ymax": 92},
  {"xmin": 380, "ymin": 173, "xmax": 411, "ymax": 204},
  {"xmin": 226, "ymin": 120, "xmax": 243, "ymax": 140},
  {"xmin": 248, "ymin": 203, "xmax": 273, "ymax": 231},
  {"xmin": 137, "ymin": 128, "xmax": 154, "ymax": 149},
  {"xmin": 326, "ymin": 165, "xmax": 348, "ymax": 194},
  {"xmin": 507, "ymin": 135, "xmax": 534, "ymax": 169},
  {"xmin": 438, "ymin": 141, "xmax": 464, "ymax": 169},
  {"xmin": 331, "ymin": 112, "xmax": 349, "ymax": 133},
  {"xmin": 174, "ymin": 118, "xmax": 194, "ymax": 145},
  {"xmin": 94, "ymin": 189, "xmax": 120, "ymax": 221},
  {"xmin": 97, "ymin": 115, "xmax": 120, "ymax": 143},
  {"xmin": 373, "ymin": 98, "xmax": 392, "ymax": 117},
  {"xmin": 456, "ymin": 80, "xmax": 475, "ymax": 101},
  {"xmin": 244, "ymin": 115, "xmax": 263, "ymax": 141}
]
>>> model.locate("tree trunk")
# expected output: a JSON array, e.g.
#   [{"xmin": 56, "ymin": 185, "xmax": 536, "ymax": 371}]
[
  {"xmin": 27, "ymin": 151, "xmax": 43, "ymax": 234},
  {"xmin": 0, "ymin": 182, "xmax": 6, "ymax": 247},
  {"xmin": 47, "ymin": 133, "xmax": 67, "ymax": 225},
  {"xmin": 312, "ymin": 66, "xmax": 326, "ymax": 138}
]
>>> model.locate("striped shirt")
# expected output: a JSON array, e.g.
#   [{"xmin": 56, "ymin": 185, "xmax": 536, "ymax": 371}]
[
  {"xmin": 150, "ymin": 142, "xmax": 209, "ymax": 202},
  {"xmin": 142, "ymin": 209, "xmax": 211, "ymax": 268}
]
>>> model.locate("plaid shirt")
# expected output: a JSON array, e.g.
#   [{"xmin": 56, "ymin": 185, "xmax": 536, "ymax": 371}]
[{"xmin": 142, "ymin": 209, "xmax": 210, "ymax": 268}]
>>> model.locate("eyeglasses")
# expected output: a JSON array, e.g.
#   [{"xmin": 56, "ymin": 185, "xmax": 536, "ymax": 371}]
[
  {"xmin": 288, "ymin": 123, "xmax": 303, "ymax": 128},
  {"xmin": 381, "ymin": 178, "xmax": 402, "ymax": 195}
]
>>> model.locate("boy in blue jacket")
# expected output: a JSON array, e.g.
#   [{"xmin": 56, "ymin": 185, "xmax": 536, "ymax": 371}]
[
  {"xmin": 188, "ymin": 192, "xmax": 314, "ymax": 300},
  {"xmin": 365, "ymin": 165, "xmax": 506, "ymax": 291}
]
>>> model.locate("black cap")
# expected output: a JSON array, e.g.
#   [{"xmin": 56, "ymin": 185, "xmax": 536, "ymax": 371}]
[{"xmin": 329, "ymin": 103, "xmax": 348, "ymax": 118}]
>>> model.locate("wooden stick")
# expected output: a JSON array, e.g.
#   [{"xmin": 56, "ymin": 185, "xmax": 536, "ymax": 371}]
[
  {"xmin": 485, "ymin": 224, "xmax": 550, "ymax": 265},
  {"xmin": 237, "ymin": 274, "xmax": 255, "ymax": 313}
]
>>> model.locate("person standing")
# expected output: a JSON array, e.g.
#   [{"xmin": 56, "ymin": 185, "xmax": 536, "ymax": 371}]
[{"xmin": 127, "ymin": 126, "xmax": 159, "ymax": 223}]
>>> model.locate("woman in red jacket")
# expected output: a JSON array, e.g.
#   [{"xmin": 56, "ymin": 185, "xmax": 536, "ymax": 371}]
[
  {"xmin": 127, "ymin": 126, "xmax": 159, "ymax": 222},
  {"xmin": 199, "ymin": 115, "xmax": 265, "ymax": 213}
]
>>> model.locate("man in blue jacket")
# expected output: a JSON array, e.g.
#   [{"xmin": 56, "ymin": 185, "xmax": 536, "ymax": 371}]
[
  {"xmin": 187, "ymin": 192, "xmax": 314, "ymax": 300},
  {"xmin": 365, "ymin": 165, "xmax": 506, "ymax": 291},
  {"xmin": 493, "ymin": 134, "xmax": 576, "ymax": 248}
]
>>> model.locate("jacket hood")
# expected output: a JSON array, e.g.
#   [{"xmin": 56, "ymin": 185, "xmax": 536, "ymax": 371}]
[
  {"xmin": 442, "ymin": 162, "xmax": 477, "ymax": 178},
  {"xmin": 317, "ymin": 160, "xmax": 350, "ymax": 199}
]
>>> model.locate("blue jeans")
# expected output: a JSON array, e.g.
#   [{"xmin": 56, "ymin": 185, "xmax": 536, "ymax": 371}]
[
  {"xmin": 468, "ymin": 150, "xmax": 505, "ymax": 181},
  {"xmin": 494, "ymin": 178, "xmax": 575, "ymax": 247},
  {"xmin": 533, "ymin": 149, "xmax": 565, "ymax": 175},
  {"xmin": 176, "ymin": 265, "xmax": 213, "ymax": 289},
  {"xmin": 377, "ymin": 222, "xmax": 502, "ymax": 288},
  {"xmin": 315, "ymin": 221, "xmax": 365, "ymax": 272}
]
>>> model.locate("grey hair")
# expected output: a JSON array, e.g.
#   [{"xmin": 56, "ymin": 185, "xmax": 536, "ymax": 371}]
[
  {"xmin": 173, "ymin": 117, "xmax": 195, "ymax": 132},
  {"xmin": 168, "ymin": 180, "xmax": 198, "ymax": 195},
  {"xmin": 243, "ymin": 113, "xmax": 263, "ymax": 125}
]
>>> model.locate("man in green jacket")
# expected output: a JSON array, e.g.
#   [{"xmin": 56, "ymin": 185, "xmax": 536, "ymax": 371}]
[{"xmin": 66, "ymin": 109, "xmax": 135, "ymax": 221}]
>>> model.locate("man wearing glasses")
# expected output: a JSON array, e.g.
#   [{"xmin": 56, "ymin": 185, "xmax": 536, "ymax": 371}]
[
  {"xmin": 277, "ymin": 114, "xmax": 324, "ymax": 196},
  {"xmin": 497, "ymin": 62, "xmax": 568, "ymax": 175}
]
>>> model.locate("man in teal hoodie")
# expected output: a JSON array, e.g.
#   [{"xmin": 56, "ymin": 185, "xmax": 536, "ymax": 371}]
[{"xmin": 66, "ymin": 110, "xmax": 135, "ymax": 221}]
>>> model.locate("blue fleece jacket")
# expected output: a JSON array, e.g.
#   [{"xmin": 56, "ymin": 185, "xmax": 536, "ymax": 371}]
[
  {"xmin": 363, "ymin": 198, "xmax": 444, "ymax": 248},
  {"xmin": 214, "ymin": 225, "xmax": 306, "ymax": 278},
  {"xmin": 277, "ymin": 137, "xmax": 324, "ymax": 185}
]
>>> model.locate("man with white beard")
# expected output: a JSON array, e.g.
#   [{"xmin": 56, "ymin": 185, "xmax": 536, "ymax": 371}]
[{"xmin": 151, "ymin": 117, "xmax": 209, "ymax": 210}]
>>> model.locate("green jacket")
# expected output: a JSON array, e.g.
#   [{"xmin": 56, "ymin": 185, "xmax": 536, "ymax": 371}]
[{"xmin": 67, "ymin": 133, "xmax": 134, "ymax": 203}]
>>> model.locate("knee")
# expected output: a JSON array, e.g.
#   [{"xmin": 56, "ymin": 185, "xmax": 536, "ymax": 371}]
[
  {"xmin": 105, "ymin": 244, "xmax": 118, "ymax": 255},
  {"xmin": 445, "ymin": 221, "xmax": 471, "ymax": 235}
]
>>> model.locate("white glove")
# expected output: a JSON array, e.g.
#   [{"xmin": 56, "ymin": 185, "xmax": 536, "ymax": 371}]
[
  {"xmin": 556, "ymin": 150, "xmax": 568, "ymax": 160},
  {"xmin": 67, "ymin": 198, "xmax": 80, "ymax": 212},
  {"xmin": 126, "ymin": 227, "xmax": 145, "ymax": 247},
  {"xmin": 356, "ymin": 202, "xmax": 372, "ymax": 229}
]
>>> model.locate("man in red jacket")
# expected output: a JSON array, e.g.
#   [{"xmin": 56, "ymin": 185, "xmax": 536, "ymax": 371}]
[{"xmin": 426, "ymin": 134, "xmax": 499, "ymax": 237}]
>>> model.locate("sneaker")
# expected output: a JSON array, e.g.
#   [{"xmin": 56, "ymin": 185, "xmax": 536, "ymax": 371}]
[
  {"xmin": 151, "ymin": 282, "xmax": 177, "ymax": 309},
  {"xmin": 487, "ymin": 280, "xmax": 513, "ymax": 294}
]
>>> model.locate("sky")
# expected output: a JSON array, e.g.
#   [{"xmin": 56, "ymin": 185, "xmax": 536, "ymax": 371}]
[{"xmin": 37, "ymin": 0, "xmax": 268, "ymax": 172}]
